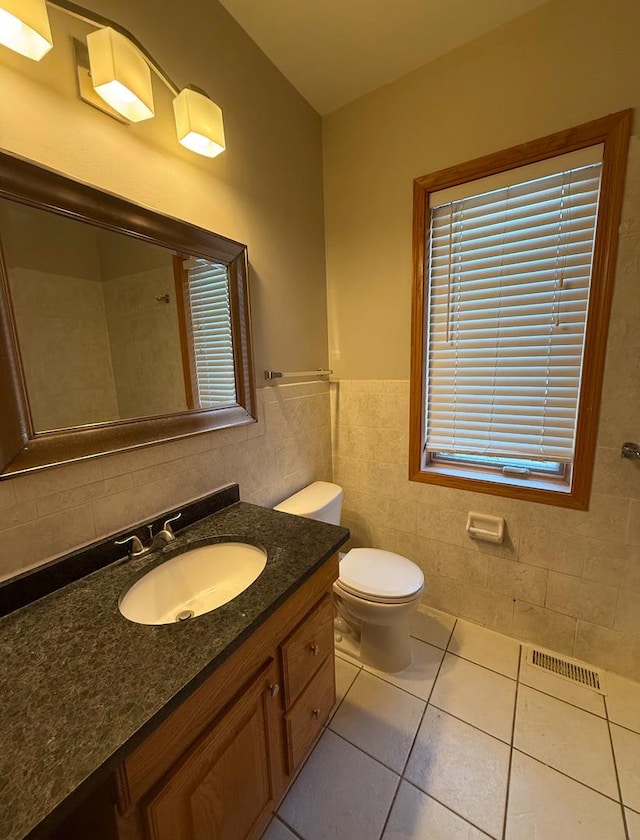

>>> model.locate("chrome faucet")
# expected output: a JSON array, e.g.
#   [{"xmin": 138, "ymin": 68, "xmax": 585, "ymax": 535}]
[{"xmin": 115, "ymin": 513, "xmax": 182, "ymax": 559}]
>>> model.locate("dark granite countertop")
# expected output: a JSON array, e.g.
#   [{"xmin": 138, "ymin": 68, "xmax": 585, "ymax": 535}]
[{"xmin": 0, "ymin": 501, "xmax": 349, "ymax": 840}]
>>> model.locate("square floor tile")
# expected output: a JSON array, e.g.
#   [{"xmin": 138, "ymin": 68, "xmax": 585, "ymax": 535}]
[
  {"xmin": 405, "ymin": 706, "xmax": 510, "ymax": 838},
  {"xmin": 334, "ymin": 655, "xmax": 360, "ymax": 710},
  {"xmin": 611, "ymin": 724, "xmax": 640, "ymax": 812},
  {"xmin": 514, "ymin": 685, "xmax": 618, "ymax": 799},
  {"xmin": 505, "ymin": 751, "xmax": 626, "ymax": 840},
  {"xmin": 261, "ymin": 818, "xmax": 298, "ymax": 840},
  {"xmin": 278, "ymin": 730, "xmax": 399, "ymax": 840},
  {"xmin": 606, "ymin": 672, "xmax": 640, "ymax": 734},
  {"xmin": 448, "ymin": 619, "xmax": 520, "ymax": 678},
  {"xmin": 329, "ymin": 670, "xmax": 425, "ymax": 772},
  {"xmin": 430, "ymin": 653, "xmax": 516, "ymax": 743},
  {"xmin": 410, "ymin": 605, "xmax": 456, "ymax": 650},
  {"xmin": 519, "ymin": 652, "xmax": 605, "ymax": 716},
  {"xmin": 626, "ymin": 808, "xmax": 640, "ymax": 840},
  {"xmin": 382, "ymin": 780, "xmax": 490, "ymax": 839},
  {"xmin": 364, "ymin": 638, "xmax": 445, "ymax": 700}
]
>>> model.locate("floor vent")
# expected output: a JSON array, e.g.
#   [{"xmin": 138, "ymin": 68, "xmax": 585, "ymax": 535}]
[{"xmin": 526, "ymin": 647, "xmax": 605, "ymax": 693}]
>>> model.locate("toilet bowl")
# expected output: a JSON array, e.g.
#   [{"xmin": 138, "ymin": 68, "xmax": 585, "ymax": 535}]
[{"xmin": 274, "ymin": 482, "xmax": 424, "ymax": 672}]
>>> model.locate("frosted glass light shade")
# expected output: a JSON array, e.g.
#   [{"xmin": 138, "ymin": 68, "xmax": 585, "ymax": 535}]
[
  {"xmin": 86, "ymin": 27, "xmax": 154, "ymax": 122},
  {"xmin": 0, "ymin": 0, "xmax": 52, "ymax": 60},
  {"xmin": 173, "ymin": 88, "xmax": 225, "ymax": 158}
]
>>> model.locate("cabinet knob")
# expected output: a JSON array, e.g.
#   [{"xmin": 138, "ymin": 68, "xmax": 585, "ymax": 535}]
[
  {"xmin": 310, "ymin": 644, "xmax": 320, "ymax": 656},
  {"xmin": 269, "ymin": 683, "xmax": 280, "ymax": 697},
  {"xmin": 312, "ymin": 708, "xmax": 321, "ymax": 719}
]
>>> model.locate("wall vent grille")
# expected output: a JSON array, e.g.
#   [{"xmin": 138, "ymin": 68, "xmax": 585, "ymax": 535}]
[{"xmin": 526, "ymin": 647, "xmax": 605, "ymax": 693}]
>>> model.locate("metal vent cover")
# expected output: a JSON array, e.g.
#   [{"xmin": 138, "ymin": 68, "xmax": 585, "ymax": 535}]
[{"xmin": 526, "ymin": 647, "xmax": 605, "ymax": 694}]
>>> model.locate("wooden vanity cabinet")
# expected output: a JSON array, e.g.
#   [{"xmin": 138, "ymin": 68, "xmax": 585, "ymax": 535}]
[{"xmin": 113, "ymin": 555, "xmax": 338, "ymax": 840}]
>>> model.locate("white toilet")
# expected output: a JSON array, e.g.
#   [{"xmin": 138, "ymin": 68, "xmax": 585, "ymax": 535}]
[{"xmin": 275, "ymin": 481, "xmax": 424, "ymax": 672}]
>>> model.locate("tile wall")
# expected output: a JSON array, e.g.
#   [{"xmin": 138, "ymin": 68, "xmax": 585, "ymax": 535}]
[
  {"xmin": 0, "ymin": 381, "xmax": 332, "ymax": 582},
  {"xmin": 330, "ymin": 138, "xmax": 640, "ymax": 682}
]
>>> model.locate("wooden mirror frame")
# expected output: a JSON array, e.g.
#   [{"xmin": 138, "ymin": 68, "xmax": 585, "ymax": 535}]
[{"xmin": 0, "ymin": 150, "xmax": 256, "ymax": 478}]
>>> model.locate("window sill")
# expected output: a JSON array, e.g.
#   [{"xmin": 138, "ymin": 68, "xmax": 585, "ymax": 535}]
[{"xmin": 409, "ymin": 462, "xmax": 588, "ymax": 509}]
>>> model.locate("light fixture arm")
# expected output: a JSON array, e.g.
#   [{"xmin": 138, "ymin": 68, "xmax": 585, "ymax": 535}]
[{"xmin": 46, "ymin": 0, "xmax": 181, "ymax": 96}]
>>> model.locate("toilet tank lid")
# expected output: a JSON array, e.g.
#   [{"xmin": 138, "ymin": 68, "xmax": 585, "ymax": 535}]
[
  {"xmin": 339, "ymin": 548, "xmax": 424, "ymax": 600},
  {"xmin": 274, "ymin": 481, "xmax": 343, "ymax": 517}
]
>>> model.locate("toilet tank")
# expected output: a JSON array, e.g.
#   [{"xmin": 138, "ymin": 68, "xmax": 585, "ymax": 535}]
[{"xmin": 274, "ymin": 481, "xmax": 343, "ymax": 525}]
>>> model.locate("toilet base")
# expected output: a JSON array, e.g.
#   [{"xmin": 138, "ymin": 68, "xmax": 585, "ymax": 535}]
[{"xmin": 334, "ymin": 615, "xmax": 413, "ymax": 673}]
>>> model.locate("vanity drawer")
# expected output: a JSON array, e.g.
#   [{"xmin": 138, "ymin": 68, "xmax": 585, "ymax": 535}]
[
  {"xmin": 281, "ymin": 595, "xmax": 334, "ymax": 708},
  {"xmin": 284, "ymin": 655, "xmax": 335, "ymax": 774}
]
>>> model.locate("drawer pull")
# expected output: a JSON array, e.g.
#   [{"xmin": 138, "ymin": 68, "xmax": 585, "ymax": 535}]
[
  {"xmin": 312, "ymin": 707, "xmax": 321, "ymax": 718},
  {"xmin": 310, "ymin": 644, "xmax": 320, "ymax": 656},
  {"xmin": 269, "ymin": 683, "xmax": 280, "ymax": 697}
]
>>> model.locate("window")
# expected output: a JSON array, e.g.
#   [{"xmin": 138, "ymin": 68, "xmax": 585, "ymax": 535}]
[
  {"xmin": 410, "ymin": 112, "xmax": 631, "ymax": 509},
  {"xmin": 175, "ymin": 255, "xmax": 238, "ymax": 410}
]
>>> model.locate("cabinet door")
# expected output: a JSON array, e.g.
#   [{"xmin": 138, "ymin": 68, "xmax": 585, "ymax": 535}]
[{"xmin": 143, "ymin": 659, "xmax": 281, "ymax": 840}]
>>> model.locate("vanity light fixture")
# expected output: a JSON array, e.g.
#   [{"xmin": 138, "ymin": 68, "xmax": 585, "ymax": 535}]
[
  {"xmin": 86, "ymin": 27, "xmax": 154, "ymax": 123},
  {"xmin": 0, "ymin": 0, "xmax": 52, "ymax": 61},
  {"xmin": 0, "ymin": 0, "xmax": 225, "ymax": 157},
  {"xmin": 173, "ymin": 87, "xmax": 225, "ymax": 159}
]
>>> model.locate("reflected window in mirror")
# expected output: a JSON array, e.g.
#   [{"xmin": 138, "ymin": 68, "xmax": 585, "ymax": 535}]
[
  {"xmin": 0, "ymin": 198, "xmax": 241, "ymax": 433},
  {"xmin": 0, "ymin": 149, "xmax": 256, "ymax": 478}
]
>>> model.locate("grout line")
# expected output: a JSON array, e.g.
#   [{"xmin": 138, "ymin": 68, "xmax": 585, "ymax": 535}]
[
  {"xmin": 428, "ymin": 702, "xmax": 513, "ymax": 746},
  {"xmin": 398, "ymin": 620, "xmax": 454, "ymax": 778},
  {"xmin": 377, "ymin": 774, "xmax": 403, "ymax": 840},
  {"xmin": 519, "ymin": 681, "xmax": 611, "ymax": 723},
  {"xmin": 400, "ymin": 778, "xmax": 494, "ymax": 839},
  {"xmin": 605, "ymin": 717, "xmax": 640, "ymax": 738},
  {"xmin": 327, "ymin": 727, "xmax": 403, "ymax": 778},
  {"xmin": 604, "ymin": 695, "xmax": 631, "ymax": 840},
  {"xmin": 519, "ymin": 676, "xmax": 606, "ymax": 717},
  {"xmin": 502, "ymin": 644, "xmax": 522, "ymax": 840},
  {"xmin": 445, "ymin": 649, "xmax": 519, "ymax": 682},
  {"xmin": 273, "ymin": 814, "xmax": 306, "ymax": 840},
  {"xmin": 512, "ymin": 747, "xmax": 623, "ymax": 805}
]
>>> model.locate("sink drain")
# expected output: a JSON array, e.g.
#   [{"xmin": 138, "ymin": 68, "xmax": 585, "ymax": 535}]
[{"xmin": 175, "ymin": 609, "xmax": 194, "ymax": 622}]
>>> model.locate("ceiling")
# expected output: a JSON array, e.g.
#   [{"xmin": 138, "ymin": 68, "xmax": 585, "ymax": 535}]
[{"xmin": 219, "ymin": 0, "xmax": 550, "ymax": 114}]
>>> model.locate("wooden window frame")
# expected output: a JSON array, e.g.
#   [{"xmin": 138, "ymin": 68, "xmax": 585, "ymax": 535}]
[{"xmin": 409, "ymin": 111, "xmax": 632, "ymax": 510}]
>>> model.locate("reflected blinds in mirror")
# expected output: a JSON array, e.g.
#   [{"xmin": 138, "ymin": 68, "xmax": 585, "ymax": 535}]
[{"xmin": 181, "ymin": 257, "xmax": 236, "ymax": 407}]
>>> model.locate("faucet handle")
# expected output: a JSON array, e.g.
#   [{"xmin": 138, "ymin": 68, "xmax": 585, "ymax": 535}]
[
  {"xmin": 115, "ymin": 534, "xmax": 146, "ymax": 558},
  {"xmin": 163, "ymin": 513, "xmax": 182, "ymax": 538}
]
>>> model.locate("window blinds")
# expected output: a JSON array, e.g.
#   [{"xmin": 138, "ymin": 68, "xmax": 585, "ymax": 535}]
[
  {"xmin": 424, "ymin": 159, "xmax": 603, "ymax": 464},
  {"xmin": 185, "ymin": 257, "xmax": 236, "ymax": 407}
]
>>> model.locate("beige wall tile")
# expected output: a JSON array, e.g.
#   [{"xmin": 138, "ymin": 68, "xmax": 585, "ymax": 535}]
[
  {"xmin": 0, "ymin": 500, "xmax": 39, "ymax": 531},
  {"xmin": 0, "ymin": 505, "xmax": 96, "ymax": 581},
  {"xmin": 0, "ymin": 479, "xmax": 17, "ymax": 511},
  {"xmin": 519, "ymin": 526, "xmax": 587, "ymax": 576},
  {"xmin": 592, "ymin": 447, "xmax": 640, "ymax": 500},
  {"xmin": 546, "ymin": 572, "xmax": 618, "ymax": 628},
  {"xmin": 13, "ymin": 460, "xmax": 104, "ymax": 503},
  {"xmin": 101, "ymin": 445, "xmax": 165, "ymax": 479},
  {"xmin": 487, "ymin": 556, "xmax": 547, "ymax": 606},
  {"xmin": 626, "ymin": 500, "xmax": 640, "ymax": 546},
  {"xmin": 583, "ymin": 540, "xmax": 640, "ymax": 593},
  {"xmin": 425, "ymin": 574, "xmax": 514, "ymax": 634},
  {"xmin": 512, "ymin": 602, "xmax": 576, "ymax": 656},
  {"xmin": 395, "ymin": 532, "xmax": 440, "ymax": 578},
  {"xmin": 614, "ymin": 590, "xmax": 640, "ymax": 639},
  {"xmin": 436, "ymin": 543, "xmax": 489, "ymax": 587},
  {"xmin": 35, "ymin": 475, "xmax": 133, "ymax": 517},
  {"xmin": 416, "ymin": 504, "xmax": 467, "ymax": 546},
  {"xmin": 575, "ymin": 622, "xmax": 640, "ymax": 683}
]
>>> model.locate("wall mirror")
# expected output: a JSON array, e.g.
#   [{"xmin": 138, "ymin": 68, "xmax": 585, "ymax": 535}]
[{"xmin": 0, "ymin": 151, "xmax": 256, "ymax": 478}]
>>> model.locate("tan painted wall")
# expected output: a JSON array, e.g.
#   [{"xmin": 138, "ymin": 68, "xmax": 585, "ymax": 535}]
[
  {"xmin": 324, "ymin": 0, "xmax": 640, "ymax": 679},
  {"xmin": 0, "ymin": 0, "xmax": 329, "ymax": 579},
  {"xmin": 323, "ymin": 0, "xmax": 640, "ymax": 379}
]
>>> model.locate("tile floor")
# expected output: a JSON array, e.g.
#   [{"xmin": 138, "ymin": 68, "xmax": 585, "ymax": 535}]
[{"xmin": 262, "ymin": 606, "xmax": 640, "ymax": 840}]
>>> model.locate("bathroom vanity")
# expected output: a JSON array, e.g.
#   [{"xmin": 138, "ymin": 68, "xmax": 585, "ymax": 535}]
[{"xmin": 0, "ymin": 487, "xmax": 349, "ymax": 840}]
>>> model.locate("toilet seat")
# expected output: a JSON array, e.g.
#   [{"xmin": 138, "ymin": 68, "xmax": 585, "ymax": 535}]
[{"xmin": 337, "ymin": 548, "xmax": 424, "ymax": 604}]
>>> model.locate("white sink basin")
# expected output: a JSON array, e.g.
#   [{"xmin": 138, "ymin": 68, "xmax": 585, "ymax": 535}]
[{"xmin": 119, "ymin": 540, "xmax": 267, "ymax": 625}]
